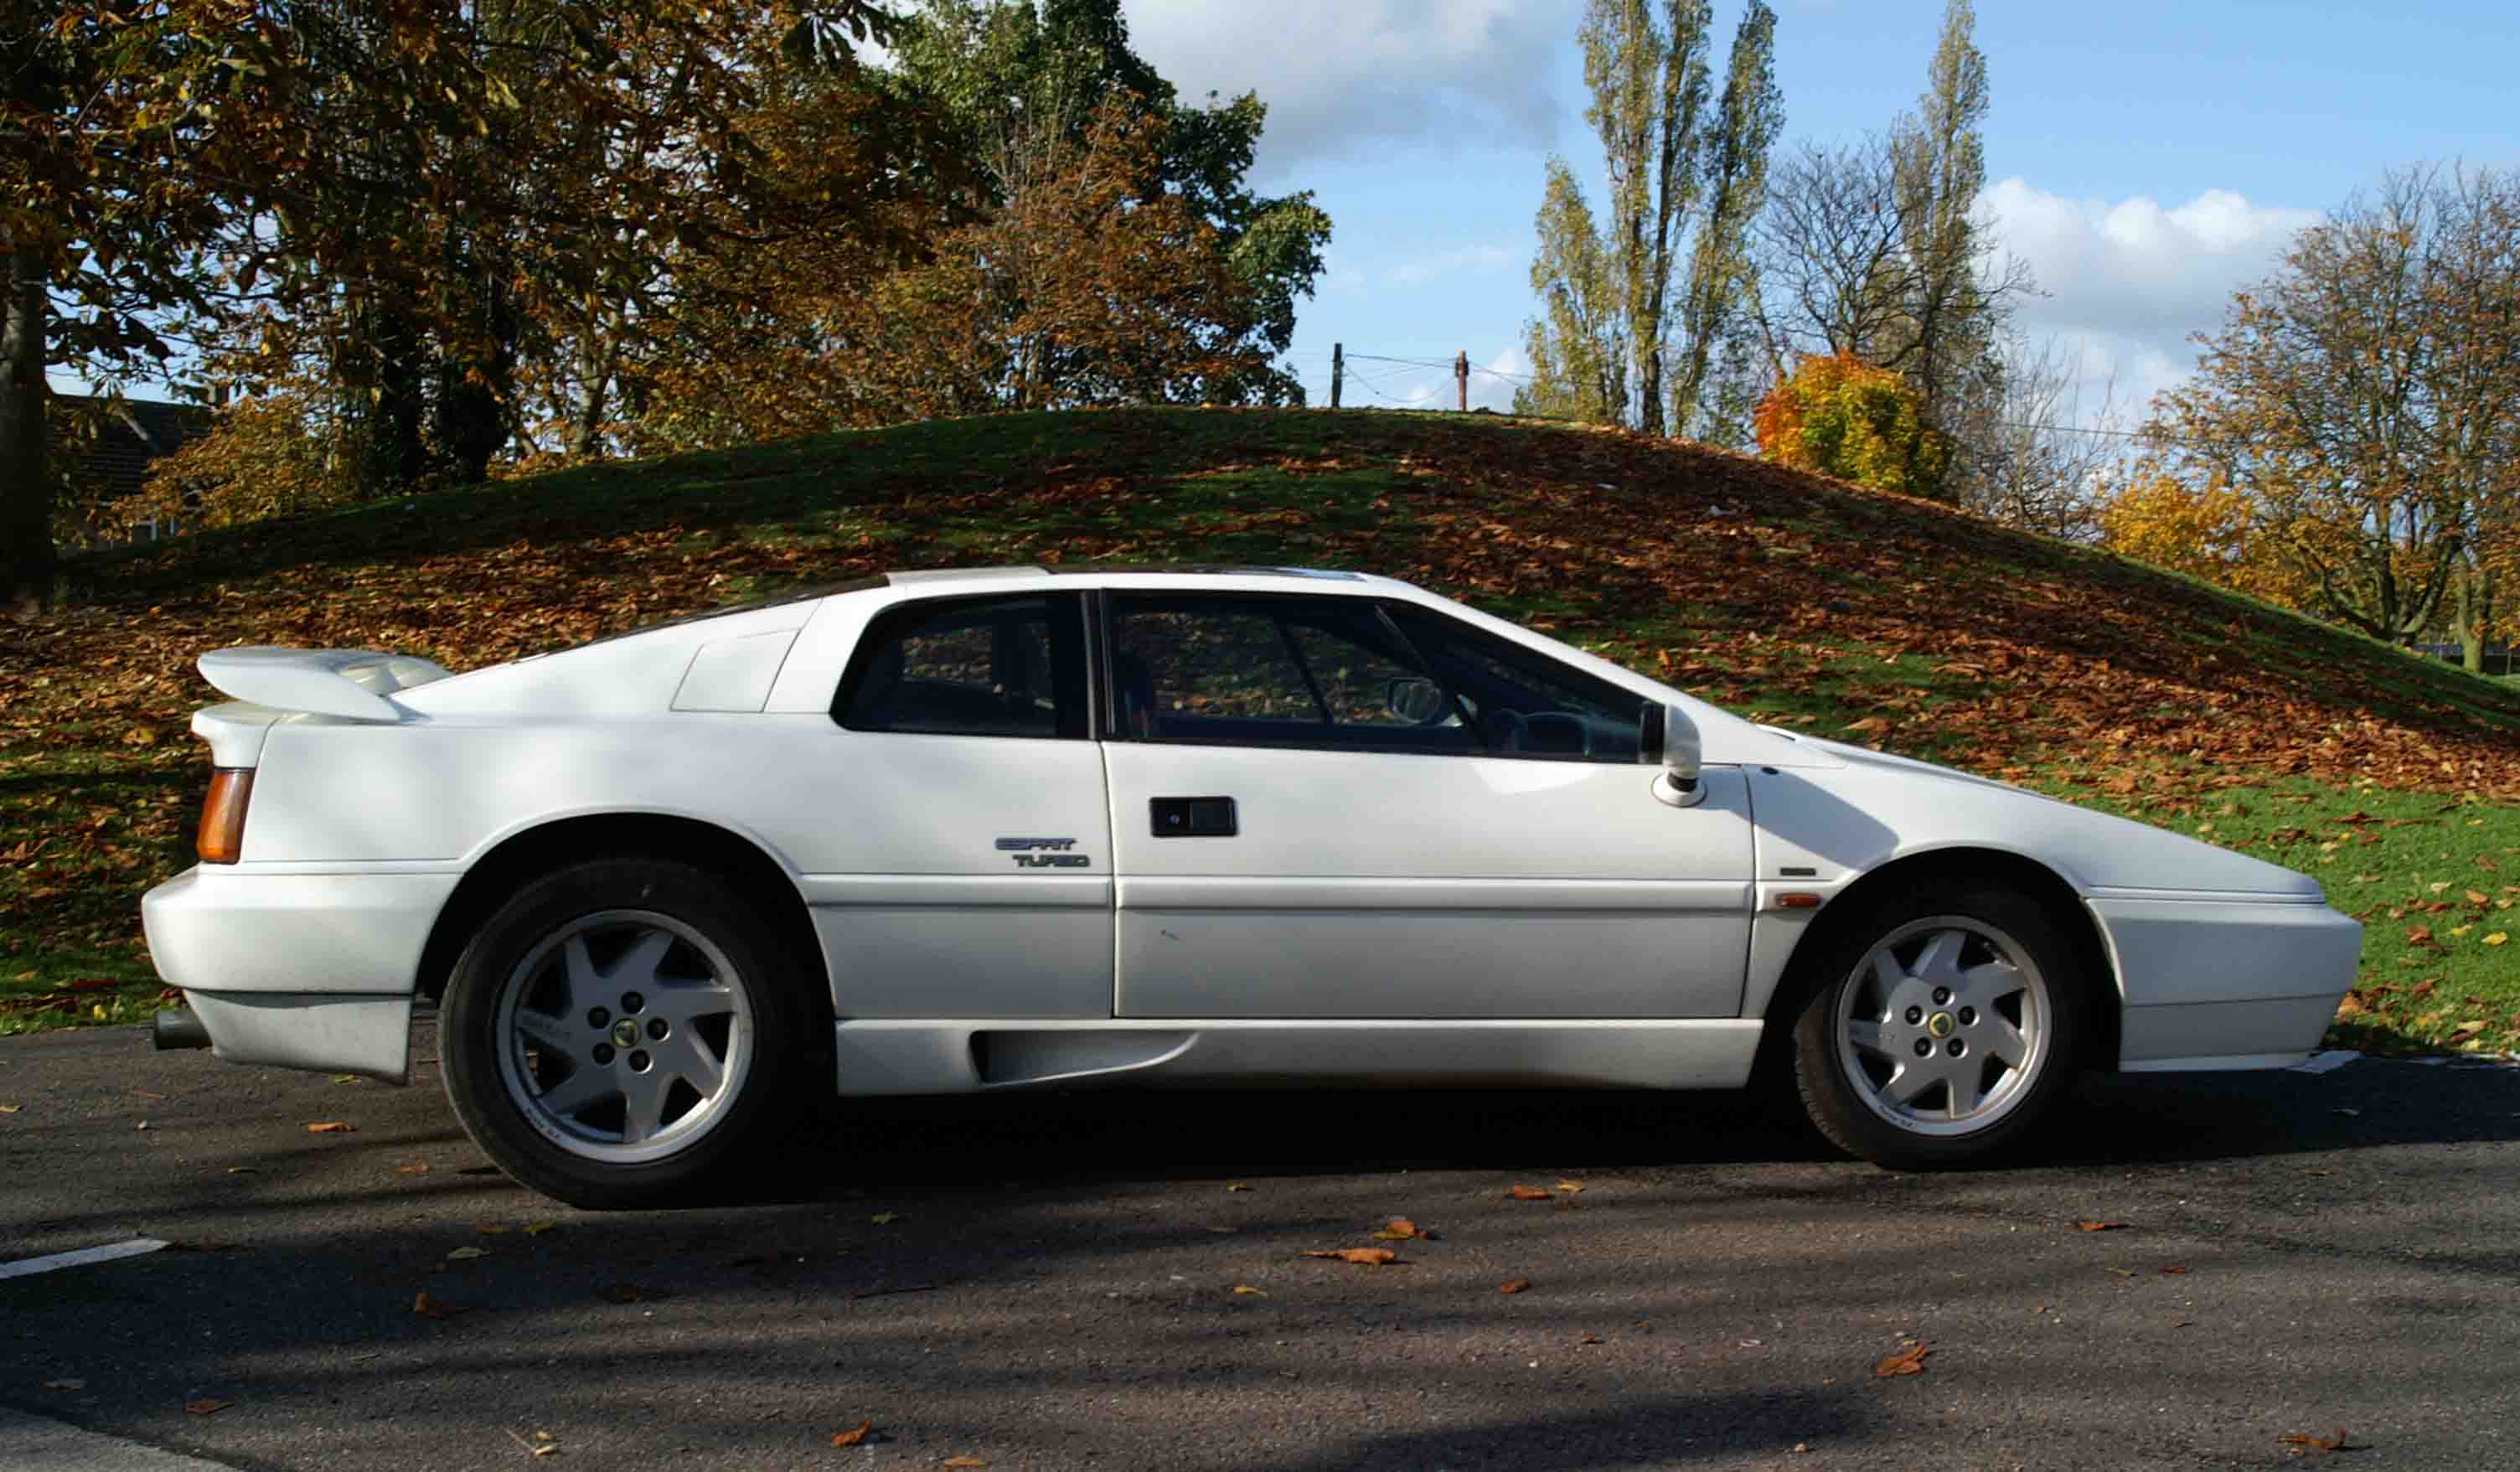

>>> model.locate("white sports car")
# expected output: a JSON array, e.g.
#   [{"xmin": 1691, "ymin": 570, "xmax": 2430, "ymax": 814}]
[{"xmin": 142, "ymin": 566, "xmax": 2360, "ymax": 1206}]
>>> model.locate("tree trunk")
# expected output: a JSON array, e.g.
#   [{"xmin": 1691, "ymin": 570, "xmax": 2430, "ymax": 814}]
[
  {"xmin": 2454, "ymin": 562, "xmax": 2486, "ymax": 673},
  {"xmin": 1, "ymin": 247, "xmax": 53, "ymax": 614}
]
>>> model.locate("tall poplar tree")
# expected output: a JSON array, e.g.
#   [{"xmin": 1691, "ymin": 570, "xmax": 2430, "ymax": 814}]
[
  {"xmin": 1522, "ymin": 1, "xmax": 1779, "ymax": 436},
  {"xmin": 1671, "ymin": 0, "xmax": 1779, "ymax": 439},
  {"xmin": 1892, "ymin": 0, "xmax": 1992, "ymax": 425}
]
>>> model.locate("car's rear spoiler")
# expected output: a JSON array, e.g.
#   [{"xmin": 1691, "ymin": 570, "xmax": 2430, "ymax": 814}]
[{"xmin": 196, "ymin": 647, "xmax": 453, "ymax": 722}]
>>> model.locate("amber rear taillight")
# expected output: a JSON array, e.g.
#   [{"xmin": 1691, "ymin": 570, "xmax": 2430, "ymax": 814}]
[{"xmin": 198, "ymin": 768, "xmax": 255, "ymax": 865}]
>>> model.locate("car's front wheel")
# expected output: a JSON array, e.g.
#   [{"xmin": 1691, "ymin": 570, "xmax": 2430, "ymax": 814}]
[
  {"xmin": 1788, "ymin": 883, "xmax": 2093, "ymax": 1169},
  {"xmin": 439, "ymin": 859, "xmax": 812, "ymax": 1208}
]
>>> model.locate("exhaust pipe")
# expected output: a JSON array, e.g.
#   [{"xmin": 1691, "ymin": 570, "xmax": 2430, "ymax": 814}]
[{"xmin": 152, "ymin": 1009, "xmax": 211, "ymax": 1051}]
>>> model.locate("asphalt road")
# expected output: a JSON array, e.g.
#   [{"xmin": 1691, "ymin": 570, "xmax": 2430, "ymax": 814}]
[{"xmin": 3, "ymin": 1024, "xmax": 2518, "ymax": 1471}]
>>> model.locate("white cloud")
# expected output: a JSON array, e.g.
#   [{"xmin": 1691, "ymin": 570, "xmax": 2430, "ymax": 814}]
[
  {"xmin": 1385, "ymin": 242, "xmax": 1517, "ymax": 288},
  {"xmin": 1122, "ymin": 0, "xmax": 1579, "ymax": 174},
  {"xmin": 1977, "ymin": 178, "xmax": 2321, "ymax": 420}
]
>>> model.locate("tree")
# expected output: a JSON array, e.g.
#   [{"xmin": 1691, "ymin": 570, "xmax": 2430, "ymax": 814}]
[
  {"xmin": 1515, "ymin": 163, "xmax": 1628, "ymax": 423},
  {"xmin": 1747, "ymin": 3, "xmax": 2028, "ymax": 436},
  {"xmin": 2094, "ymin": 463, "xmax": 2311, "ymax": 608},
  {"xmin": 1524, "ymin": 0, "xmax": 1779, "ymax": 436},
  {"xmin": 1753, "ymin": 351, "xmax": 1951, "ymax": 498},
  {"xmin": 885, "ymin": 0, "xmax": 1330, "ymax": 408},
  {"xmin": 1669, "ymin": 1, "xmax": 1779, "ymax": 439},
  {"xmin": 2151, "ymin": 166, "xmax": 2520, "ymax": 653},
  {"xmin": 1940, "ymin": 336, "xmax": 2127, "ymax": 539},
  {"xmin": 1889, "ymin": 0, "xmax": 1993, "ymax": 424}
]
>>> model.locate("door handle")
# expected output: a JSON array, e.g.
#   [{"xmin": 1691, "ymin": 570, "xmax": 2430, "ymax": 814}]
[{"xmin": 1150, "ymin": 796, "xmax": 1238, "ymax": 838}]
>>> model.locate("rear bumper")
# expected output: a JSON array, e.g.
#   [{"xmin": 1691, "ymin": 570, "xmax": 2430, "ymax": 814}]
[
  {"xmin": 2089, "ymin": 894, "xmax": 2362, "ymax": 1071},
  {"xmin": 142, "ymin": 865, "xmax": 457, "ymax": 1082}
]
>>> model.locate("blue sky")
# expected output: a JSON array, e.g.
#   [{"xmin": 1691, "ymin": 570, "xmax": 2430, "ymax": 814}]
[{"xmin": 1124, "ymin": 0, "xmax": 2520, "ymax": 418}]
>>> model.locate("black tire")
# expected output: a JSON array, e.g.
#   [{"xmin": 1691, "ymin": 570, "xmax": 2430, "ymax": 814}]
[
  {"xmin": 439, "ymin": 858, "xmax": 820, "ymax": 1208},
  {"xmin": 1788, "ymin": 882, "xmax": 2093, "ymax": 1170}
]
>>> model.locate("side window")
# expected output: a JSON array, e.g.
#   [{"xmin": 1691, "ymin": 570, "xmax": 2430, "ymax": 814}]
[
  {"xmin": 836, "ymin": 593, "xmax": 1087, "ymax": 739},
  {"xmin": 1383, "ymin": 605, "xmax": 1647, "ymax": 762},
  {"xmin": 1108, "ymin": 595, "xmax": 1477, "ymax": 751}
]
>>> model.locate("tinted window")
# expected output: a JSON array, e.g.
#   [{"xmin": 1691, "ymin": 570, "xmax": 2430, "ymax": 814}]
[
  {"xmin": 836, "ymin": 594, "xmax": 1087, "ymax": 738},
  {"xmin": 1384, "ymin": 605, "xmax": 1646, "ymax": 761},
  {"xmin": 1108, "ymin": 596, "xmax": 1475, "ymax": 751}
]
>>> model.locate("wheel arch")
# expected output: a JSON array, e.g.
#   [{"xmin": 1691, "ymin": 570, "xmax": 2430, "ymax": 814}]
[
  {"xmin": 1752, "ymin": 845, "xmax": 2120, "ymax": 1076},
  {"xmin": 416, "ymin": 813, "xmax": 829, "ymax": 1017}
]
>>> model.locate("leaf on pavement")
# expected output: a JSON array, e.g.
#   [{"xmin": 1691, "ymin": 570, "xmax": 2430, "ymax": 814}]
[
  {"xmin": 41, "ymin": 1378, "xmax": 85, "ymax": 1391},
  {"xmin": 1506, "ymin": 1185, "xmax": 1554, "ymax": 1201},
  {"xmin": 395, "ymin": 1163, "xmax": 429, "ymax": 1175},
  {"xmin": 943, "ymin": 1459, "xmax": 988, "ymax": 1469},
  {"xmin": 1578, "ymin": 1334, "xmax": 1603, "ymax": 1345},
  {"xmin": 1301, "ymin": 1247, "xmax": 1399, "ymax": 1266},
  {"xmin": 524, "ymin": 1222, "xmax": 560, "ymax": 1236},
  {"xmin": 411, "ymin": 1293, "xmax": 477, "ymax": 1320},
  {"xmin": 869, "ymin": 1211, "xmax": 901, "ymax": 1226},
  {"xmin": 829, "ymin": 1420, "xmax": 875, "ymax": 1448},
  {"xmin": 1553, "ymin": 1180, "xmax": 1586, "ymax": 1194},
  {"xmin": 2073, "ymin": 1220, "xmax": 2128, "ymax": 1232},
  {"xmin": 129, "ymin": 1087, "xmax": 166, "ymax": 1100},
  {"xmin": 1499, "ymin": 1278, "xmax": 1531, "ymax": 1294},
  {"xmin": 0, "ymin": 1104, "xmax": 19, "ymax": 1113},
  {"xmin": 446, "ymin": 1246, "xmax": 488, "ymax": 1261},
  {"xmin": 1231, "ymin": 1284, "xmax": 1268, "ymax": 1296},
  {"xmin": 2158, "ymin": 1265, "xmax": 2190, "ymax": 1275},
  {"xmin": 304, "ymin": 1121, "xmax": 355, "ymax": 1134},
  {"xmin": 2278, "ymin": 1427, "xmax": 2355, "ymax": 1454},
  {"xmin": 1872, "ymin": 1342, "xmax": 1930, "ymax": 1378},
  {"xmin": 1371, "ymin": 1217, "xmax": 1425, "ymax": 1241},
  {"xmin": 184, "ymin": 1398, "xmax": 231, "ymax": 1416},
  {"xmin": 1224, "ymin": 1182, "xmax": 1252, "ymax": 1192}
]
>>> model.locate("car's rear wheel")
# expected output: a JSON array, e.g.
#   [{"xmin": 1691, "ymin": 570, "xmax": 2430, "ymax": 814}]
[
  {"xmin": 440, "ymin": 859, "xmax": 812, "ymax": 1208},
  {"xmin": 1789, "ymin": 884, "xmax": 2093, "ymax": 1170}
]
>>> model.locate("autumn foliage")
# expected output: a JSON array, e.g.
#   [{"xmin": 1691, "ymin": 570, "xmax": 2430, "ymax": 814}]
[{"xmin": 1753, "ymin": 353, "xmax": 1952, "ymax": 500}]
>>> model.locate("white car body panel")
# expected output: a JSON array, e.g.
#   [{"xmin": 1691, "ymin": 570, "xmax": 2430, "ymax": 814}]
[
  {"xmin": 1106, "ymin": 744, "xmax": 1754, "ymax": 1018},
  {"xmin": 140, "ymin": 564, "xmax": 2362, "ymax": 1103}
]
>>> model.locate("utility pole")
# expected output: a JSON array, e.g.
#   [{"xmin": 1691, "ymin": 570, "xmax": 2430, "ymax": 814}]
[
  {"xmin": 1330, "ymin": 343, "xmax": 1343, "ymax": 410},
  {"xmin": 1454, "ymin": 351, "xmax": 1469, "ymax": 411}
]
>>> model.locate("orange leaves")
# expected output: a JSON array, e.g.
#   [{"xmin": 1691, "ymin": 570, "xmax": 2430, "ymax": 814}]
[
  {"xmin": 1754, "ymin": 353, "xmax": 1953, "ymax": 501},
  {"xmin": 1302, "ymin": 1247, "xmax": 1398, "ymax": 1267},
  {"xmin": 2279, "ymin": 1428, "xmax": 2357, "ymax": 1454},
  {"xmin": 411, "ymin": 1292, "xmax": 475, "ymax": 1320},
  {"xmin": 1498, "ymin": 1278, "xmax": 1531, "ymax": 1295},
  {"xmin": 1872, "ymin": 1342, "xmax": 1930, "ymax": 1378},
  {"xmin": 1371, "ymin": 1218, "xmax": 1431, "ymax": 1242},
  {"xmin": 2073, "ymin": 1221, "xmax": 2129, "ymax": 1233},
  {"xmin": 1505, "ymin": 1185, "xmax": 1556, "ymax": 1201},
  {"xmin": 184, "ymin": 1398, "xmax": 232, "ymax": 1416},
  {"xmin": 829, "ymin": 1421, "xmax": 875, "ymax": 1448},
  {"xmin": 303, "ymin": 1121, "xmax": 354, "ymax": 1134}
]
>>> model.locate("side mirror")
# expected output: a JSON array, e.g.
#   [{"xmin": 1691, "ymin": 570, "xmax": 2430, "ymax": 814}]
[
  {"xmin": 1385, "ymin": 676, "xmax": 1447, "ymax": 725},
  {"xmin": 1641, "ymin": 702, "xmax": 1706, "ymax": 808}
]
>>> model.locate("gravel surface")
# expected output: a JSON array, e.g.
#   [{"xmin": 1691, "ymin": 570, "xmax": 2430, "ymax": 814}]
[{"xmin": 3, "ymin": 1024, "xmax": 2517, "ymax": 1470}]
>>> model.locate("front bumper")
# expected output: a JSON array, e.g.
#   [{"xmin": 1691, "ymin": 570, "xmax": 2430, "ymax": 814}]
[
  {"xmin": 142, "ymin": 865, "xmax": 459, "ymax": 1083},
  {"xmin": 2088, "ymin": 893, "xmax": 2362, "ymax": 1072}
]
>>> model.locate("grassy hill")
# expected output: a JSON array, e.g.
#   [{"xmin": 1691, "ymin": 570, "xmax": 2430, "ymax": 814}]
[{"xmin": 5, "ymin": 408, "xmax": 2516, "ymax": 1047}]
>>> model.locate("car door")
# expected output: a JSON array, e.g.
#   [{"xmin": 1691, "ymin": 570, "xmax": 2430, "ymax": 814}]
[
  {"xmin": 803, "ymin": 589, "xmax": 1114, "ymax": 1020},
  {"xmin": 1100, "ymin": 591, "xmax": 1754, "ymax": 1020}
]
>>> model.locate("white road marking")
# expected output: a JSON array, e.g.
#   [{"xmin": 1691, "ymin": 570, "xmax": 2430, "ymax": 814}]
[
  {"xmin": 0, "ymin": 1237, "xmax": 168, "ymax": 1281},
  {"xmin": 0, "ymin": 1407, "xmax": 242, "ymax": 1470}
]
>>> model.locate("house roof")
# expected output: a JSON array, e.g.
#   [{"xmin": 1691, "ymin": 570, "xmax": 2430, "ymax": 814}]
[{"xmin": 59, "ymin": 395, "xmax": 213, "ymax": 502}]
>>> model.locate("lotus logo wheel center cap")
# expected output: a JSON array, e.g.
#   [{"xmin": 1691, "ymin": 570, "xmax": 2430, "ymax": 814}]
[
  {"xmin": 610, "ymin": 1019, "xmax": 642, "ymax": 1049},
  {"xmin": 1927, "ymin": 1011, "xmax": 1957, "ymax": 1040}
]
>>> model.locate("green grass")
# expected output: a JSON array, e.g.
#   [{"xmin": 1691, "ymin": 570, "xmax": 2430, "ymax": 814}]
[{"xmin": 7, "ymin": 406, "xmax": 2519, "ymax": 1048}]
